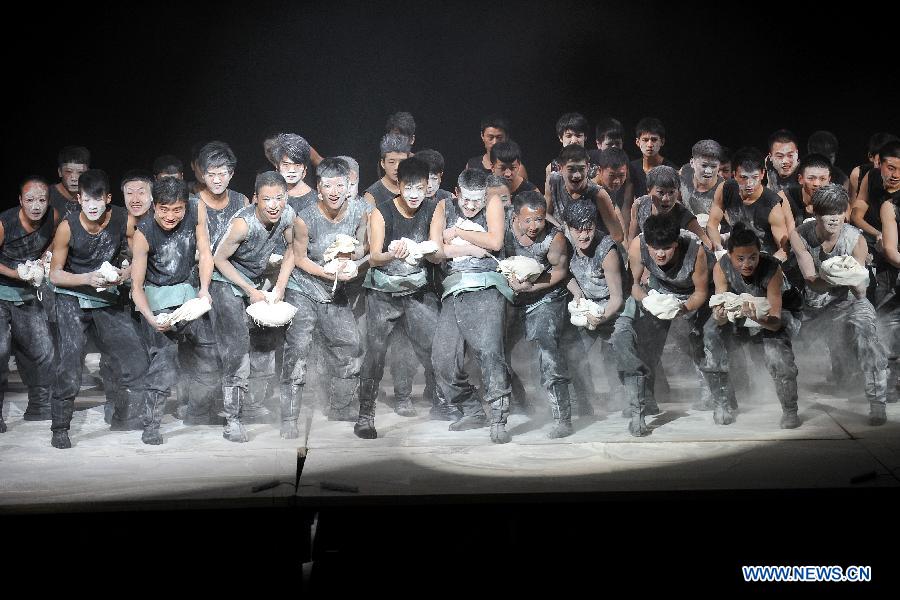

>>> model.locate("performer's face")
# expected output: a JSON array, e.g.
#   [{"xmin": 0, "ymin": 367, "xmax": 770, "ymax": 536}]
[
  {"xmin": 817, "ymin": 213, "xmax": 845, "ymax": 235},
  {"xmin": 492, "ymin": 159, "xmax": 520, "ymax": 183},
  {"xmin": 59, "ymin": 162, "xmax": 88, "ymax": 193},
  {"xmin": 598, "ymin": 135, "xmax": 622, "ymax": 151},
  {"xmin": 649, "ymin": 185, "xmax": 678, "ymax": 212},
  {"xmin": 647, "ymin": 241, "xmax": 678, "ymax": 267},
  {"xmin": 481, "ymin": 127, "xmax": 506, "ymax": 152},
  {"xmin": 400, "ymin": 178, "xmax": 426, "ymax": 210},
  {"xmin": 426, "ymin": 172, "xmax": 442, "ymax": 197},
  {"xmin": 718, "ymin": 161, "xmax": 733, "ymax": 180},
  {"xmin": 514, "ymin": 205, "xmax": 547, "ymax": 240},
  {"xmin": 570, "ymin": 223, "xmax": 596, "ymax": 251},
  {"xmin": 798, "ymin": 166, "xmax": 831, "ymax": 197},
  {"xmin": 458, "ymin": 187, "xmax": 486, "ymax": 219},
  {"xmin": 728, "ymin": 244, "xmax": 760, "ymax": 278},
  {"xmin": 318, "ymin": 176, "xmax": 348, "ymax": 212},
  {"xmin": 202, "ymin": 166, "xmax": 233, "ymax": 195},
  {"xmin": 123, "ymin": 180, "xmax": 152, "ymax": 217},
  {"xmin": 734, "ymin": 167, "xmax": 763, "ymax": 199},
  {"xmin": 770, "ymin": 142, "xmax": 799, "ymax": 177},
  {"xmin": 278, "ymin": 158, "xmax": 306, "ymax": 186},
  {"xmin": 256, "ymin": 185, "xmax": 287, "ymax": 225},
  {"xmin": 381, "ymin": 152, "xmax": 408, "ymax": 185},
  {"xmin": 20, "ymin": 181, "xmax": 49, "ymax": 222},
  {"xmin": 562, "ymin": 160, "xmax": 588, "ymax": 191},
  {"xmin": 560, "ymin": 129, "xmax": 586, "ymax": 147},
  {"xmin": 153, "ymin": 200, "xmax": 187, "ymax": 232},
  {"xmin": 597, "ymin": 165, "xmax": 627, "ymax": 192},
  {"xmin": 78, "ymin": 192, "xmax": 111, "ymax": 222},
  {"xmin": 636, "ymin": 133, "xmax": 664, "ymax": 158},
  {"xmin": 880, "ymin": 156, "xmax": 900, "ymax": 192},
  {"xmin": 691, "ymin": 157, "xmax": 721, "ymax": 184}
]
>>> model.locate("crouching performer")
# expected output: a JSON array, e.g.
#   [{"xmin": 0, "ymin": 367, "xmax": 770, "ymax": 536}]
[
  {"xmin": 283, "ymin": 158, "xmax": 367, "ymax": 435},
  {"xmin": 48, "ymin": 170, "xmax": 150, "ymax": 448},
  {"xmin": 355, "ymin": 157, "xmax": 443, "ymax": 438},
  {"xmin": 430, "ymin": 169, "xmax": 514, "ymax": 443},
  {"xmin": 611, "ymin": 213, "xmax": 710, "ymax": 436},
  {"xmin": 130, "ymin": 177, "xmax": 218, "ymax": 444},
  {"xmin": 212, "ymin": 172, "xmax": 295, "ymax": 442},
  {"xmin": 701, "ymin": 222, "xmax": 800, "ymax": 428}
]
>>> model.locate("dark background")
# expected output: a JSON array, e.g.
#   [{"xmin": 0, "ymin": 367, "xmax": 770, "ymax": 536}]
[{"xmin": 3, "ymin": 0, "xmax": 897, "ymax": 203}]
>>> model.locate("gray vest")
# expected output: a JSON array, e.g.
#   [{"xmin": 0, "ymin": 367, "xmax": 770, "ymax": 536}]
[
  {"xmin": 139, "ymin": 202, "xmax": 199, "ymax": 287},
  {"xmin": 719, "ymin": 253, "xmax": 782, "ymax": 297},
  {"xmin": 196, "ymin": 189, "xmax": 246, "ymax": 252},
  {"xmin": 640, "ymin": 233, "xmax": 700, "ymax": 300},
  {"xmin": 679, "ymin": 164, "xmax": 722, "ymax": 215},
  {"xmin": 227, "ymin": 204, "xmax": 295, "ymax": 283},
  {"xmin": 570, "ymin": 234, "xmax": 617, "ymax": 302},
  {"xmin": 796, "ymin": 221, "xmax": 861, "ymax": 307},
  {"xmin": 442, "ymin": 197, "xmax": 503, "ymax": 275},
  {"xmin": 504, "ymin": 222, "xmax": 563, "ymax": 305}
]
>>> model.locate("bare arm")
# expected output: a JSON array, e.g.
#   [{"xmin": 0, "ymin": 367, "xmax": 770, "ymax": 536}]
[
  {"xmin": 212, "ymin": 218, "xmax": 264, "ymax": 302},
  {"xmin": 49, "ymin": 221, "xmax": 102, "ymax": 288},
  {"xmin": 850, "ymin": 172, "xmax": 880, "ymax": 239},
  {"xmin": 567, "ymin": 277, "xmax": 584, "ymax": 300},
  {"xmin": 881, "ymin": 200, "xmax": 900, "ymax": 268},
  {"xmin": 0, "ymin": 223, "xmax": 20, "ymax": 281},
  {"xmin": 452, "ymin": 194, "xmax": 505, "ymax": 251},
  {"xmin": 778, "ymin": 190, "xmax": 796, "ymax": 236},
  {"xmin": 768, "ymin": 204, "xmax": 790, "ymax": 261},
  {"xmin": 849, "ymin": 165, "xmax": 861, "ymax": 202},
  {"xmin": 428, "ymin": 200, "xmax": 448, "ymax": 263},
  {"xmin": 627, "ymin": 236, "xmax": 647, "ymax": 302},
  {"xmin": 292, "ymin": 217, "xmax": 331, "ymax": 281},
  {"xmin": 621, "ymin": 179, "xmax": 635, "ymax": 236},
  {"xmin": 309, "ymin": 146, "xmax": 324, "ymax": 168},
  {"xmin": 367, "ymin": 208, "xmax": 393, "ymax": 267},
  {"xmin": 599, "ymin": 246, "xmax": 624, "ymax": 321},
  {"xmin": 681, "ymin": 247, "xmax": 708, "ymax": 312},
  {"xmin": 507, "ymin": 232, "xmax": 568, "ymax": 294},
  {"xmin": 707, "ymin": 184, "xmax": 726, "ymax": 251},
  {"xmin": 710, "ymin": 261, "xmax": 729, "ymax": 325},
  {"xmin": 195, "ymin": 205, "xmax": 213, "ymax": 300},
  {"xmin": 755, "ymin": 266, "xmax": 784, "ymax": 331},
  {"xmin": 129, "ymin": 230, "xmax": 167, "ymax": 331},
  {"xmin": 627, "ymin": 198, "xmax": 640, "ymax": 244},
  {"xmin": 595, "ymin": 188, "xmax": 624, "ymax": 244},
  {"xmin": 685, "ymin": 217, "xmax": 713, "ymax": 250}
]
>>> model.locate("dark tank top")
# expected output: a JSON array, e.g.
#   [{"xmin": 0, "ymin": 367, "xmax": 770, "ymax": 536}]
[
  {"xmin": 365, "ymin": 179, "xmax": 398, "ymax": 205},
  {"xmin": 138, "ymin": 201, "xmax": 199, "ymax": 287},
  {"xmin": 378, "ymin": 196, "xmax": 438, "ymax": 277},
  {"xmin": 0, "ymin": 207, "xmax": 54, "ymax": 288},
  {"xmin": 196, "ymin": 189, "xmax": 246, "ymax": 252},
  {"xmin": 64, "ymin": 205, "xmax": 127, "ymax": 275},
  {"xmin": 49, "ymin": 185, "xmax": 80, "ymax": 225},
  {"xmin": 568, "ymin": 234, "xmax": 617, "ymax": 302},
  {"xmin": 442, "ymin": 196, "xmax": 504, "ymax": 275},
  {"xmin": 503, "ymin": 222, "xmax": 563, "ymax": 306},
  {"xmin": 721, "ymin": 179, "xmax": 782, "ymax": 255},
  {"xmin": 227, "ymin": 204, "xmax": 295, "ymax": 282},
  {"xmin": 640, "ymin": 234, "xmax": 700, "ymax": 300}
]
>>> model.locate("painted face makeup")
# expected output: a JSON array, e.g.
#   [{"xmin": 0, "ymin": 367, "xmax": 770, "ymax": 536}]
[
  {"xmin": 560, "ymin": 130, "xmax": 586, "ymax": 147},
  {"xmin": 426, "ymin": 173, "xmax": 442, "ymax": 197},
  {"xmin": 647, "ymin": 242, "xmax": 678, "ymax": 266},
  {"xmin": 459, "ymin": 186, "xmax": 486, "ymax": 218},
  {"xmin": 60, "ymin": 163, "xmax": 88, "ymax": 193},
  {"xmin": 799, "ymin": 167, "xmax": 831, "ymax": 196},
  {"xmin": 80, "ymin": 194, "xmax": 108, "ymax": 222},
  {"xmin": 637, "ymin": 134, "xmax": 663, "ymax": 157},
  {"xmin": 279, "ymin": 160, "xmax": 305, "ymax": 186},
  {"xmin": 735, "ymin": 169, "xmax": 763, "ymax": 198},
  {"xmin": 202, "ymin": 166, "xmax": 233, "ymax": 195},
  {"xmin": 318, "ymin": 176, "xmax": 348, "ymax": 212},
  {"xmin": 123, "ymin": 180, "xmax": 152, "ymax": 217},
  {"xmin": 819, "ymin": 213, "xmax": 844, "ymax": 235},
  {"xmin": 770, "ymin": 142, "xmax": 799, "ymax": 176},
  {"xmin": 691, "ymin": 158, "xmax": 721, "ymax": 183},
  {"xmin": 401, "ymin": 181, "xmax": 426, "ymax": 210},
  {"xmin": 154, "ymin": 201, "xmax": 187, "ymax": 231},
  {"xmin": 563, "ymin": 161, "xmax": 588, "ymax": 191},
  {"xmin": 571, "ymin": 224, "xmax": 596, "ymax": 251},
  {"xmin": 515, "ymin": 206, "xmax": 547, "ymax": 240},
  {"xmin": 257, "ymin": 186, "xmax": 286, "ymax": 224},
  {"xmin": 20, "ymin": 182, "xmax": 49, "ymax": 222}
]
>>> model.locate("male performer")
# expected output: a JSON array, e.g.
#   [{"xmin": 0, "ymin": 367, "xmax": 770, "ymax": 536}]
[
  {"xmin": 265, "ymin": 133, "xmax": 318, "ymax": 212},
  {"xmin": 364, "ymin": 133, "xmax": 411, "ymax": 206},
  {"xmin": 49, "ymin": 146, "xmax": 90, "ymax": 223},
  {"xmin": 876, "ymin": 141, "xmax": 900, "ymax": 401},
  {"xmin": 628, "ymin": 165, "xmax": 711, "ymax": 248},
  {"xmin": 807, "ymin": 130, "xmax": 849, "ymax": 191},
  {"xmin": 466, "ymin": 115, "xmax": 528, "ymax": 180},
  {"xmin": 850, "ymin": 133, "xmax": 898, "ymax": 201},
  {"xmin": 679, "ymin": 140, "xmax": 725, "ymax": 216},
  {"xmin": 779, "ymin": 154, "xmax": 833, "ymax": 230},
  {"xmin": 492, "ymin": 140, "xmax": 538, "ymax": 201},
  {"xmin": 153, "ymin": 155, "xmax": 184, "ymax": 181},
  {"xmin": 766, "ymin": 129, "xmax": 801, "ymax": 195},
  {"xmin": 628, "ymin": 118, "xmax": 678, "ymax": 200}
]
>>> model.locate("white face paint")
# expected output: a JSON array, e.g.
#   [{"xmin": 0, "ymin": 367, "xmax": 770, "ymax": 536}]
[
  {"xmin": 427, "ymin": 173, "xmax": 442, "ymax": 197},
  {"xmin": 458, "ymin": 186, "xmax": 486, "ymax": 218},
  {"xmin": 202, "ymin": 166, "xmax": 233, "ymax": 195},
  {"xmin": 256, "ymin": 184, "xmax": 287, "ymax": 224},
  {"xmin": 401, "ymin": 180, "xmax": 426, "ymax": 209},
  {"xmin": 20, "ymin": 182, "xmax": 49, "ymax": 222},
  {"xmin": 80, "ymin": 194, "xmax": 108, "ymax": 222},
  {"xmin": 123, "ymin": 180, "xmax": 152, "ymax": 217},
  {"xmin": 691, "ymin": 157, "xmax": 721, "ymax": 182},
  {"xmin": 318, "ymin": 176, "xmax": 349, "ymax": 211},
  {"xmin": 735, "ymin": 169, "xmax": 763, "ymax": 198},
  {"xmin": 770, "ymin": 142, "xmax": 799, "ymax": 177},
  {"xmin": 819, "ymin": 213, "xmax": 844, "ymax": 235},
  {"xmin": 278, "ymin": 160, "xmax": 305, "ymax": 186}
]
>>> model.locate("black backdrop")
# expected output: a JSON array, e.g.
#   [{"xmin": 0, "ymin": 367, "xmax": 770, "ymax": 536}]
[{"xmin": 3, "ymin": 0, "xmax": 897, "ymax": 205}]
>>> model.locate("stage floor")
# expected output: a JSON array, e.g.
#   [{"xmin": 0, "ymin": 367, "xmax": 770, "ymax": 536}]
[{"xmin": 2, "ymin": 353, "xmax": 898, "ymax": 513}]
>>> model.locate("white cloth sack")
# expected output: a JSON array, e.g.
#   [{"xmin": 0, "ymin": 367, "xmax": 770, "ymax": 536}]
[
  {"xmin": 156, "ymin": 296, "xmax": 212, "ymax": 327},
  {"xmin": 323, "ymin": 234, "xmax": 359, "ymax": 262},
  {"xmin": 497, "ymin": 256, "xmax": 544, "ymax": 283},
  {"xmin": 820, "ymin": 255, "xmax": 869, "ymax": 288},
  {"xmin": 708, "ymin": 291, "xmax": 770, "ymax": 326},
  {"xmin": 246, "ymin": 292, "xmax": 298, "ymax": 327},
  {"xmin": 16, "ymin": 260, "xmax": 44, "ymax": 287},
  {"xmin": 389, "ymin": 238, "xmax": 439, "ymax": 265},
  {"xmin": 641, "ymin": 289, "xmax": 682, "ymax": 320},
  {"xmin": 568, "ymin": 297, "xmax": 604, "ymax": 329},
  {"xmin": 96, "ymin": 261, "xmax": 120, "ymax": 291}
]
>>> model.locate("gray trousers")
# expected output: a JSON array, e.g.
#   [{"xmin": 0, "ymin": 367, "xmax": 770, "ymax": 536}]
[
  {"xmin": 361, "ymin": 288, "xmax": 440, "ymax": 394},
  {"xmin": 505, "ymin": 294, "xmax": 570, "ymax": 389},
  {"xmin": 0, "ymin": 298, "xmax": 55, "ymax": 414},
  {"xmin": 701, "ymin": 316, "xmax": 798, "ymax": 382},
  {"xmin": 432, "ymin": 288, "xmax": 511, "ymax": 412},
  {"xmin": 804, "ymin": 295, "xmax": 888, "ymax": 374}
]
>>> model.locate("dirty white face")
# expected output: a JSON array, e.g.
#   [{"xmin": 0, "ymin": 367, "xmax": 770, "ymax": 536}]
[
  {"xmin": 19, "ymin": 181, "xmax": 49, "ymax": 222},
  {"xmin": 203, "ymin": 166, "xmax": 233, "ymax": 195},
  {"xmin": 458, "ymin": 186, "xmax": 486, "ymax": 219},
  {"xmin": 278, "ymin": 158, "xmax": 306, "ymax": 186},
  {"xmin": 255, "ymin": 184, "xmax": 287, "ymax": 225},
  {"xmin": 647, "ymin": 241, "xmax": 679, "ymax": 267},
  {"xmin": 560, "ymin": 129, "xmax": 586, "ymax": 147},
  {"xmin": 735, "ymin": 167, "xmax": 763, "ymax": 199},
  {"xmin": 818, "ymin": 213, "xmax": 845, "ymax": 235},
  {"xmin": 154, "ymin": 200, "xmax": 187, "ymax": 232},
  {"xmin": 598, "ymin": 165, "xmax": 627, "ymax": 192},
  {"xmin": 770, "ymin": 141, "xmax": 799, "ymax": 177},
  {"xmin": 571, "ymin": 223, "xmax": 596, "ymax": 251},
  {"xmin": 426, "ymin": 173, "xmax": 442, "ymax": 197},
  {"xmin": 562, "ymin": 160, "xmax": 589, "ymax": 193},
  {"xmin": 318, "ymin": 176, "xmax": 349, "ymax": 212},
  {"xmin": 881, "ymin": 156, "xmax": 900, "ymax": 193},
  {"xmin": 400, "ymin": 179, "xmax": 426, "ymax": 210},
  {"xmin": 78, "ymin": 192, "xmax": 110, "ymax": 222},
  {"xmin": 798, "ymin": 166, "xmax": 831, "ymax": 197},
  {"xmin": 514, "ymin": 205, "xmax": 547, "ymax": 240},
  {"xmin": 123, "ymin": 180, "xmax": 152, "ymax": 217},
  {"xmin": 691, "ymin": 157, "xmax": 721, "ymax": 185},
  {"xmin": 59, "ymin": 162, "xmax": 88, "ymax": 193}
]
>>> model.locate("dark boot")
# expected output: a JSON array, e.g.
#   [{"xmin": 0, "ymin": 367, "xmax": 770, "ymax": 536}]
[
  {"xmin": 428, "ymin": 384, "xmax": 457, "ymax": 421},
  {"xmin": 866, "ymin": 369, "xmax": 888, "ymax": 426},
  {"xmin": 50, "ymin": 396, "xmax": 74, "ymax": 449},
  {"xmin": 547, "ymin": 383, "xmax": 573, "ymax": 439},
  {"xmin": 489, "ymin": 395, "xmax": 511, "ymax": 444},
  {"xmin": 448, "ymin": 395, "xmax": 487, "ymax": 431},
  {"xmin": 22, "ymin": 386, "xmax": 52, "ymax": 421},
  {"xmin": 280, "ymin": 383, "xmax": 301, "ymax": 439},
  {"xmin": 328, "ymin": 377, "xmax": 359, "ymax": 422},
  {"xmin": 141, "ymin": 391, "xmax": 167, "ymax": 445},
  {"xmin": 110, "ymin": 388, "xmax": 144, "ymax": 431},
  {"xmin": 354, "ymin": 378, "xmax": 377, "ymax": 439},
  {"xmin": 887, "ymin": 361, "xmax": 900, "ymax": 403},
  {"xmin": 624, "ymin": 375, "xmax": 650, "ymax": 437},
  {"xmin": 244, "ymin": 377, "xmax": 273, "ymax": 422},
  {"xmin": 222, "ymin": 386, "xmax": 249, "ymax": 443},
  {"xmin": 703, "ymin": 371, "xmax": 735, "ymax": 425},
  {"xmin": 774, "ymin": 377, "xmax": 800, "ymax": 429}
]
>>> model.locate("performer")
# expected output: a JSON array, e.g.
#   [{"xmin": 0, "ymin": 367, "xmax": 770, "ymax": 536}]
[
  {"xmin": 48, "ymin": 146, "xmax": 90, "ymax": 223},
  {"xmin": 265, "ymin": 133, "xmax": 318, "ymax": 212},
  {"xmin": 765, "ymin": 129, "xmax": 801, "ymax": 195},
  {"xmin": 628, "ymin": 165, "xmax": 711, "ymax": 248},
  {"xmin": 679, "ymin": 139, "xmax": 725, "ymax": 217}
]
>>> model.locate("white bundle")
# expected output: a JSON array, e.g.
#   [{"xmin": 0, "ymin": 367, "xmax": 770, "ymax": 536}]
[
  {"xmin": 451, "ymin": 218, "xmax": 485, "ymax": 261},
  {"xmin": 323, "ymin": 258, "xmax": 358, "ymax": 279},
  {"xmin": 246, "ymin": 292, "xmax": 298, "ymax": 327},
  {"xmin": 641, "ymin": 289, "xmax": 682, "ymax": 320},
  {"xmin": 708, "ymin": 292, "xmax": 770, "ymax": 324},
  {"xmin": 16, "ymin": 260, "xmax": 44, "ymax": 287},
  {"xmin": 42, "ymin": 251, "xmax": 52, "ymax": 278},
  {"xmin": 820, "ymin": 255, "xmax": 869, "ymax": 288},
  {"xmin": 155, "ymin": 296, "xmax": 212, "ymax": 327},
  {"xmin": 268, "ymin": 253, "xmax": 283, "ymax": 266},
  {"xmin": 497, "ymin": 256, "xmax": 544, "ymax": 283},
  {"xmin": 323, "ymin": 234, "xmax": 359, "ymax": 262},
  {"xmin": 389, "ymin": 238, "xmax": 438, "ymax": 265},
  {"xmin": 568, "ymin": 298, "xmax": 604, "ymax": 330},
  {"xmin": 695, "ymin": 213, "xmax": 709, "ymax": 228},
  {"xmin": 96, "ymin": 261, "xmax": 120, "ymax": 292},
  {"xmin": 714, "ymin": 249, "xmax": 728, "ymax": 260}
]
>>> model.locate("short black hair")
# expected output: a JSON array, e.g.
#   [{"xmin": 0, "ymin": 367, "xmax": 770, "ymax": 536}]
[
  {"xmin": 767, "ymin": 129, "xmax": 799, "ymax": 151},
  {"xmin": 595, "ymin": 117, "xmax": 623, "ymax": 143},
  {"xmin": 78, "ymin": 169, "xmax": 110, "ymax": 198},
  {"xmin": 197, "ymin": 141, "xmax": 237, "ymax": 173},
  {"xmin": 458, "ymin": 168, "xmax": 488, "ymax": 191},
  {"xmin": 732, "ymin": 147, "xmax": 766, "ymax": 174},
  {"xmin": 152, "ymin": 177, "xmax": 189, "ymax": 205},
  {"xmin": 564, "ymin": 198, "xmax": 598, "ymax": 230},
  {"xmin": 512, "ymin": 190, "xmax": 546, "ymax": 215},
  {"xmin": 878, "ymin": 140, "xmax": 900, "ymax": 161},
  {"xmin": 152, "ymin": 154, "xmax": 183, "ymax": 176},
  {"xmin": 868, "ymin": 132, "xmax": 899, "ymax": 157},
  {"xmin": 642, "ymin": 213, "xmax": 680, "ymax": 248},
  {"xmin": 556, "ymin": 112, "xmax": 588, "ymax": 138},
  {"xmin": 811, "ymin": 183, "xmax": 849, "ymax": 216},
  {"xmin": 254, "ymin": 171, "xmax": 288, "ymax": 196},
  {"xmin": 726, "ymin": 222, "xmax": 761, "ymax": 252},
  {"xmin": 385, "ymin": 111, "xmax": 416, "ymax": 138},
  {"xmin": 58, "ymin": 146, "xmax": 90, "ymax": 168},
  {"xmin": 414, "ymin": 149, "xmax": 445, "ymax": 175},
  {"xmin": 797, "ymin": 153, "xmax": 833, "ymax": 177},
  {"xmin": 480, "ymin": 115, "xmax": 509, "ymax": 134},
  {"xmin": 646, "ymin": 165, "xmax": 680, "ymax": 190},
  {"xmin": 397, "ymin": 157, "xmax": 430, "ymax": 186},
  {"xmin": 597, "ymin": 147, "xmax": 628, "ymax": 170},
  {"xmin": 490, "ymin": 140, "xmax": 522, "ymax": 165},
  {"xmin": 635, "ymin": 117, "xmax": 665, "ymax": 139},
  {"xmin": 19, "ymin": 175, "xmax": 49, "ymax": 195},
  {"xmin": 120, "ymin": 169, "xmax": 154, "ymax": 191},
  {"xmin": 557, "ymin": 144, "xmax": 589, "ymax": 165},
  {"xmin": 807, "ymin": 130, "xmax": 839, "ymax": 158}
]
